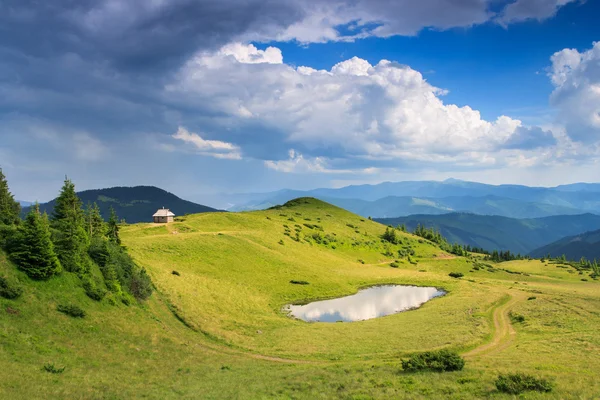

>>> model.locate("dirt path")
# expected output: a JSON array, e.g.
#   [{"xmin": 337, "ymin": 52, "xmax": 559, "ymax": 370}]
[{"xmin": 463, "ymin": 292, "xmax": 525, "ymax": 358}]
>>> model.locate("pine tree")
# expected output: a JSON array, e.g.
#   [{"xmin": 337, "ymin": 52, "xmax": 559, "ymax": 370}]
[
  {"xmin": 51, "ymin": 177, "xmax": 89, "ymax": 273},
  {"xmin": 106, "ymin": 207, "xmax": 121, "ymax": 245},
  {"xmin": 0, "ymin": 168, "xmax": 21, "ymax": 225},
  {"xmin": 85, "ymin": 202, "xmax": 105, "ymax": 238},
  {"xmin": 11, "ymin": 205, "xmax": 61, "ymax": 280}
]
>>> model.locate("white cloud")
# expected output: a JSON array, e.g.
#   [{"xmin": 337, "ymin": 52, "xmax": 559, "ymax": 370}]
[
  {"xmin": 219, "ymin": 43, "xmax": 283, "ymax": 64},
  {"xmin": 172, "ymin": 126, "xmax": 241, "ymax": 159},
  {"xmin": 73, "ymin": 132, "xmax": 109, "ymax": 161},
  {"xmin": 549, "ymin": 42, "xmax": 600, "ymax": 143},
  {"xmin": 168, "ymin": 43, "xmax": 557, "ymax": 172}
]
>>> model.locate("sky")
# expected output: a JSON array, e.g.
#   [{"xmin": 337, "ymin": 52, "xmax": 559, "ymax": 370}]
[{"xmin": 1, "ymin": 0, "xmax": 600, "ymax": 205}]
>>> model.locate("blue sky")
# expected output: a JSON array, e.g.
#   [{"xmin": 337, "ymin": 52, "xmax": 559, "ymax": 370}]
[{"xmin": 1, "ymin": 0, "xmax": 600, "ymax": 206}]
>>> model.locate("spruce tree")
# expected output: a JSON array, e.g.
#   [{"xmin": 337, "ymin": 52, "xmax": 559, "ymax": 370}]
[
  {"xmin": 106, "ymin": 207, "xmax": 121, "ymax": 245},
  {"xmin": 85, "ymin": 202, "xmax": 105, "ymax": 238},
  {"xmin": 51, "ymin": 177, "xmax": 89, "ymax": 273},
  {"xmin": 11, "ymin": 205, "xmax": 61, "ymax": 280},
  {"xmin": 0, "ymin": 168, "xmax": 21, "ymax": 225}
]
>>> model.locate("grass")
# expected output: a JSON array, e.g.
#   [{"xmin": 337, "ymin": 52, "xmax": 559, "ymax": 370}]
[{"xmin": 1, "ymin": 197, "xmax": 600, "ymax": 398}]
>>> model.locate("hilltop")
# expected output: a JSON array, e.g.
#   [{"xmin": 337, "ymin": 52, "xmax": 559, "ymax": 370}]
[
  {"xmin": 22, "ymin": 186, "xmax": 219, "ymax": 223},
  {"xmin": 529, "ymin": 229, "xmax": 600, "ymax": 260},
  {"xmin": 376, "ymin": 213, "xmax": 600, "ymax": 254},
  {"xmin": 2, "ymin": 197, "xmax": 600, "ymax": 398}
]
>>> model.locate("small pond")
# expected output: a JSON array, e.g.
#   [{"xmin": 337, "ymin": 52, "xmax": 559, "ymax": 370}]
[{"xmin": 285, "ymin": 285, "xmax": 445, "ymax": 323}]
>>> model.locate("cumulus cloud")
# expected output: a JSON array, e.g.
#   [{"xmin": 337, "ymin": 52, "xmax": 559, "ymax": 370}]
[
  {"xmin": 549, "ymin": 42, "xmax": 600, "ymax": 143},
  {"xmin": 168, "ymin": 44, "xmax": 555, "ymax": 171}
]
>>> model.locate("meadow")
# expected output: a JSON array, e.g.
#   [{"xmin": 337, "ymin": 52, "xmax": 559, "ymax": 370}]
[{"xmin": 1, "ymin": 198, "xmax": 600, "ymax": 398}]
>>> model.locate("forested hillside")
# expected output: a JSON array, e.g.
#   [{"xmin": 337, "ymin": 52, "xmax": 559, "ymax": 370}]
[{"xmin": 23, "ymin": 186, "xmax": 219, "ymax": 223}]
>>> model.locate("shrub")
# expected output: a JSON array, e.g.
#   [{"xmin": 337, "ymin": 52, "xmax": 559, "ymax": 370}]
[
  {"xmin": 390, "ymin": 262, "xmax": 400, "ymax": 268},
  {"xmin": 527, "ymin": 296, "xmax": 537, "ymax": 300},
  {"xmin": 57, "ymin": 304, "xmax": 86, "ymax": 318},
  {"xmin": 0, "ymin": 276, "xmax": 23, "ymax": 299},
  {"xmin": 495, "ymin": 373, "xmax": 553, "ymax": 394},
  {"xmin": 129, "ymin": 268, "xmax": 153, "ymax": 300},
  {"xmin": 172, "ymin": 270, "xmax": 181, "ymax": 276},
  {"xmin": 82, "ymin": 276, "xmax": 107, "ymax": 301},
  {"xmin": 509, "ymin": 312, "xmax": 525, "ymax": 323},
  {"xmin": 402, "ymin": 350, "xmax": 465, "ymax": 372},
  {"xmin": 358, "ymin": 259, "xmax": 365, "ymax": 264},
  {"xmin": 43, "ymin": 363, "xmax": 65, "ymax": 374},
  {"xmin": 449, "ymin": 272, "xmax": 464, "ymax": 278},
  {"xmin": 290, "ymin": 280, "xmax": 309, "ymax": 285},
  {"xmin": 278, "ymin": 239, "xmax": 284, "ymax": 245}
]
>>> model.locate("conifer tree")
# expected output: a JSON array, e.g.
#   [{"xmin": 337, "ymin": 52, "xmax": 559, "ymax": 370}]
[
  {"xmin": 85, "ymin": 202, "xmax": 105, "ymax": 238},
  {"xmin": 0, "ymin": 168, "xmax": 21, "ymax": 225},
  {"xmin": 51, "ymin": 177, "xmax": 89, "ymax": 273},
  {"xmin": 106, "ymin": 207, "xmax": 121, "ymax": 245},
  {"xmin": 11, "ymin": 205, "xmax": 61, "ymax": 279}
]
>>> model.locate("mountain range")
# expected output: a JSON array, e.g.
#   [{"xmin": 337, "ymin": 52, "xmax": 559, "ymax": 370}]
[
  {"xmin": 529, "ymin": 229, "xmax": 600, "ymax": 261},
  {"xmin": 225, "ymin": 179, "xmax": 600, "ymax": 219},
  {"xmin": 375, "ymin": 213, "xmax": 600, "ymax": 255},
  {"xmin": 22, "ymin": 186, "xmax": 220, "ymax": 223}
]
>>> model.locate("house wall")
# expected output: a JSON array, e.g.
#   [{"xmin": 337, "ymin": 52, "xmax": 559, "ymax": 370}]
[{"xmin": 153, "ymin": 216, "xmax": 173, "ymax": 223}]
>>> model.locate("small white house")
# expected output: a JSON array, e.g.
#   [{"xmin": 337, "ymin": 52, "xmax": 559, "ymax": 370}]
[{"xmin": 153, "ymin": 207, "xmax": 175, "ymax": 223}]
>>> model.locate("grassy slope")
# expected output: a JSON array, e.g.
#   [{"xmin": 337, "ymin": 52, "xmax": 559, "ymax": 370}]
[{"xmin": 1, "ymin": 198, "xmax": 599, "ymax": 399}]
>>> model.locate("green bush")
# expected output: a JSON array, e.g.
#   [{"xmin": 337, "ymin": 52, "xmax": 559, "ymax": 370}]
[
  {"xmin": 390, "ymin": 262, "xmax": 400, "ymax": 268},
  {"xmin": 82, "ymin": 276, "xmax": 107, "ymax": 301},
  {"xmin": 402, "ymin": 350, "xmax": 465, "ymax": 372},
  {"xmin": 290, "ymin": 280, "xmax": 309, "ymax": 285},
  {"xmin": 0, "ymin": 276, "xmax": 23, "ymax": 299},
  {"xmin": 129, "ymin": 268, "xmax": 153, "ymax": 300},
  {"xmin": 449, "ymin": 272, "xmax": 464, "ymax": 278},
  {"xmin": 172, "ymin": 270, "xmax": 181, "ymax": 276},
  {"xmin": 57, "ymin": 304, "xmax": 86, "ymax": 318},
  {"xmin": 495, "ymin": 373, "xmax": 553, "ymax": 394},
  {"xmin": 509, "ymin": 312, "xmax": 525, "ymax": 323}
]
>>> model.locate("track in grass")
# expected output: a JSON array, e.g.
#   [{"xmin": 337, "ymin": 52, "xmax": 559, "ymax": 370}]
[{"xmin": 463, "ymin": 291, "xmax": 525, "ymax": 358}]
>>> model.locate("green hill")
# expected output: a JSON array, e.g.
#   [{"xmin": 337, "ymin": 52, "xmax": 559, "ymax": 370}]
[
  {"xmin": 529, "ymin": 229, "xmax": 600, "ymax": 260},
  {"xmin": 23, "ymin": 186, "xmax": 219, "ymax": 223},
  {"xmin": 2, "ymin": 198, "xmax": 600, "ymax": 398},
  {"xmin": 375, "ymin": 213, "xmax": 600, "ymax": 254}
]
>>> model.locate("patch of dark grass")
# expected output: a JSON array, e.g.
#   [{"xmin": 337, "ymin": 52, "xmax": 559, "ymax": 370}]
[
  {"xmin": 449, "ymin": 272, "xmax": 464, "ymax": 278},
  {"xmin": 43, "ymin": 363, "xmax": 65, "ymax": 374},
  {"xmin": 290, "ymin": 280, "xmax": 310, "ymax": 285},
  {"xmin": 495, "ymin": 373, "xmax": 553, "ymax": 394},
  {"xmin": 57, "ymin": 304, "xmax": 86, "ymax": 318},
  {"xmin": 402, "ymin": 350, "xmax": 465, "ymax": 372},
  {"xmin": 527, "ymin": 296, "xmax": 536, "ymax": 300},
  {"xmin": 509, "ymin": 312, "xmax": 525, "ymax": 323}
]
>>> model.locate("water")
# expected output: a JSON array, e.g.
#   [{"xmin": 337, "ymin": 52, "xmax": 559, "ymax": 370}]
[{"xmin": 285, "ymin": 285, "xmax": 445, "ymax": 323}]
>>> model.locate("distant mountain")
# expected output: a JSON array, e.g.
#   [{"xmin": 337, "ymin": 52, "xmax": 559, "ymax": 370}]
[
  {"xmin": 529, "ymin": 229, "xmax": 600, "ymax": 260},
  {"xmin": 224, "ymin": 179, "xmax": 600, "ymax": 218},
  {"xmin": 18, "ymin": 200, "xmax": 34, "ymax": 207},
  {"xmin": 23, "ymin": 186, "xmax": 220, "ymax": 223},
  {"xmin": 374, "ymin": 213, "xmax": 600, "ymax": 255}
]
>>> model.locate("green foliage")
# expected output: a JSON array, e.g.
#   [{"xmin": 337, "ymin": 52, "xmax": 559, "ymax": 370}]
[
  {"xmin": 51, "ymin": 178, "xmax": 89, "ymax": 273},
  {"xmin": 82, "ymin": 275, "xmax": 107, "ymax": 301},
  {"xmin": 172, "ymin": 270, "xmax": 181, "ymax": 276},
  {"xmin": 0, "ymin": 276, "xmax": 23, "ymax": 299},
  {"xmin": 401, "ymin": 350, "xmax": 465, "ymax": 372},
  {"xmin": 57, "ymin": 304, "xmax": 86, "ymax": 318},
  {"xmin": 381, "ymin": 227, "xmax": 399, "ymax": 244},
  {"xmin": 0, "ymin": 168, "xmax": 21, "ymax": 226},
  {"xmin": 495, "ymin": 373, "xmax": 553, "ymax": 394},
  {"xmin": 85, "ymin": 202, "xmax": 106, "ymax": 238},
  {"xmin": 106, "ymin": 207, "xmax": 121, "ymax": 245},
  {"xmin": 88, "ymin": 237, "xmax": 152, "ymax": 300},
  {"xmin": 449, "ymin": 272, "xmax": 464, "ymax": 278},
  {"xmin": 10, "ymin": 206, "xmax": 61, "ymax": 280},
  {"xmin": 390, "ymin": 262, "xmax": 400, "ymax": 268},
  {"xmin": 42, "ymin": 363, "xmax": 65, "ymax": 374}
]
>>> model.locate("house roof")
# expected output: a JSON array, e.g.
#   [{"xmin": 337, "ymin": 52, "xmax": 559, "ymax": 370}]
[{"xmin": 153, "ymin": 208, "xmax": 175, "ymax": 217}]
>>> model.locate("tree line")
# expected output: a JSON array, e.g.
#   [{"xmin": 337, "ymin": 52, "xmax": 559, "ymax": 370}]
[{"xmin": 0, "ymin": 169, "xmax": 152, "ymax": 302}]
